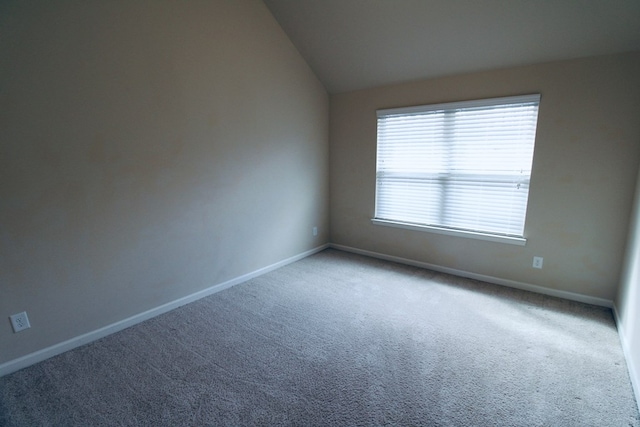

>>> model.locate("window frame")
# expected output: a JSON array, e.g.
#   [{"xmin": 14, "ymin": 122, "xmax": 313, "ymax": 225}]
[{"xmin": 372, "ymin": 94, "xmax": 541, "ymax": 246}]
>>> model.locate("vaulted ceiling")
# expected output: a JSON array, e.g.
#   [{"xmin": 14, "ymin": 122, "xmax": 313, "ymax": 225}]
[{"xmin": 263, "ymin": 0, "xmax": 640, "ymax": 93}]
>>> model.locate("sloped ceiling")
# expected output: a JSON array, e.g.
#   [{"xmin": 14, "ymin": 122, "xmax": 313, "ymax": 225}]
[{"xmin": 263, "ymin": 0, "xmax": 640, "ymax": 94}]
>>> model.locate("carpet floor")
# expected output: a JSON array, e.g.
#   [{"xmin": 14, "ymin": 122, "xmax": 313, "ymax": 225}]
[{"xmin": 1, "ymin": 248, "xmax": 638, "ymax": 426}]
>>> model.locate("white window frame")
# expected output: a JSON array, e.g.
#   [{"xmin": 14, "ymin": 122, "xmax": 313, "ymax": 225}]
[{"xmin": 372, "ymin": 94, "xmax": 541, "ymax": 246}]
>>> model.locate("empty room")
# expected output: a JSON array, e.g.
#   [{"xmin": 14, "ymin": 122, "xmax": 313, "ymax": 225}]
[{"xmin": 1, "ymin": 0, "xmax": 639, "ymax": 425}]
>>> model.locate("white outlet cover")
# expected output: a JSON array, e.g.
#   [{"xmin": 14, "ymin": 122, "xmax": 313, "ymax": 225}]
[
  {"xmin": 10, "ymin": 311, "xmax": 31, "ymax": 333},
  {"xmin": 533, "ymin": 256, "xmax": 544, "ymax": 269}
]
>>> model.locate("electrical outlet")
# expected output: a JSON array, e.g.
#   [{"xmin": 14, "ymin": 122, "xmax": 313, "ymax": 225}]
[
  {"xmin": 10, "ymin": 311, "xmax": 31, "ymax": 333},
  {"xmin": 533, "ymin": 256, "xmax": 543, "ymax": 269},
  {"xmin": 313, "ymin": 226, "xmax": 318, "ymax": 237}
]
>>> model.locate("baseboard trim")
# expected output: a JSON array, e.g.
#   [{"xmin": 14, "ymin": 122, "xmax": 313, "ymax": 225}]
[
  {"xmin": 329, "ymin": 243, "xmax": 613, "ymax": 308},
  {"xmin": 0, "ymin": 244, "xmax": 329, "ymax": 377},
  {"xmin": 612, "ymin": 304, "xmax": 640, "ymax": 405}
]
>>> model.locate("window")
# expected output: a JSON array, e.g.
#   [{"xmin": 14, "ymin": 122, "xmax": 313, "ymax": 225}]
[{"xmin": 373, "ymin": 94, "xmax": 540, "ymax": 245}]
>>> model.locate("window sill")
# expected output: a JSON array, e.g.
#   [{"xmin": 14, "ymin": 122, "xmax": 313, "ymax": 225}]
[{"xmin": 371, "ymin": 218, "xmax": 527, "ymax": 246}]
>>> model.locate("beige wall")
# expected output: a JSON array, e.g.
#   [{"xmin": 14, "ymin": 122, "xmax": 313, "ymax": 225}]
[
  {"xmin": 617, "ymin": 165, "xmax": 640, "ymax": 401},
  {"xmin": 330, "ymin": 53, "xmax": 640, "ymax": 302},
  {"xmin": 0, "ymin": 0, "xmax": 329, "ymax": 364}
]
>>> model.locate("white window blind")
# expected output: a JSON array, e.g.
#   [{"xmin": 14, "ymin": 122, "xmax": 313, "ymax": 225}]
[{"xmin": 375, "ymin": 94, "xmax": 540, "ymax": 240}]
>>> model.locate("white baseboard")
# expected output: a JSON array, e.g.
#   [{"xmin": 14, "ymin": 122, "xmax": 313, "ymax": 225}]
[
  {"xmin": 329, "ymin": 243, "xmax": 613, "ymax": 308},
  {"xmin": 613, "ymin": 304, "xmax": 640, "ymax": 405},
  {"xmin": 0, "ymin": 244, "xmax": 329, "ymax": 377}
]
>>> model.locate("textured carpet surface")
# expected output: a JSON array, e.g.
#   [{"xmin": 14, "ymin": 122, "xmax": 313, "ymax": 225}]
[{"xmin": 1, "ymin": 249, "xmax": 638, "ymax": 426}]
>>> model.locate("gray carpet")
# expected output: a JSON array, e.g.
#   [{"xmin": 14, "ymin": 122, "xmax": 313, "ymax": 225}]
[{"xmin": 1, "ymin": 249, "xmax": 638, "ymax": 426}]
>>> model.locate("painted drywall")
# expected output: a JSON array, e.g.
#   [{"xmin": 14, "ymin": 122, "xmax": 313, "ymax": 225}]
[
  {"xmin": 330, "ymin": 53, "xmax": 640, "ymax": 301},
  {"xmin": 0, "ymin": 0, "xmax": 329, "ymax": 365},
  {"xmin": 617, "ymin": 165, "xmax": 640, "ymax": 401}
]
